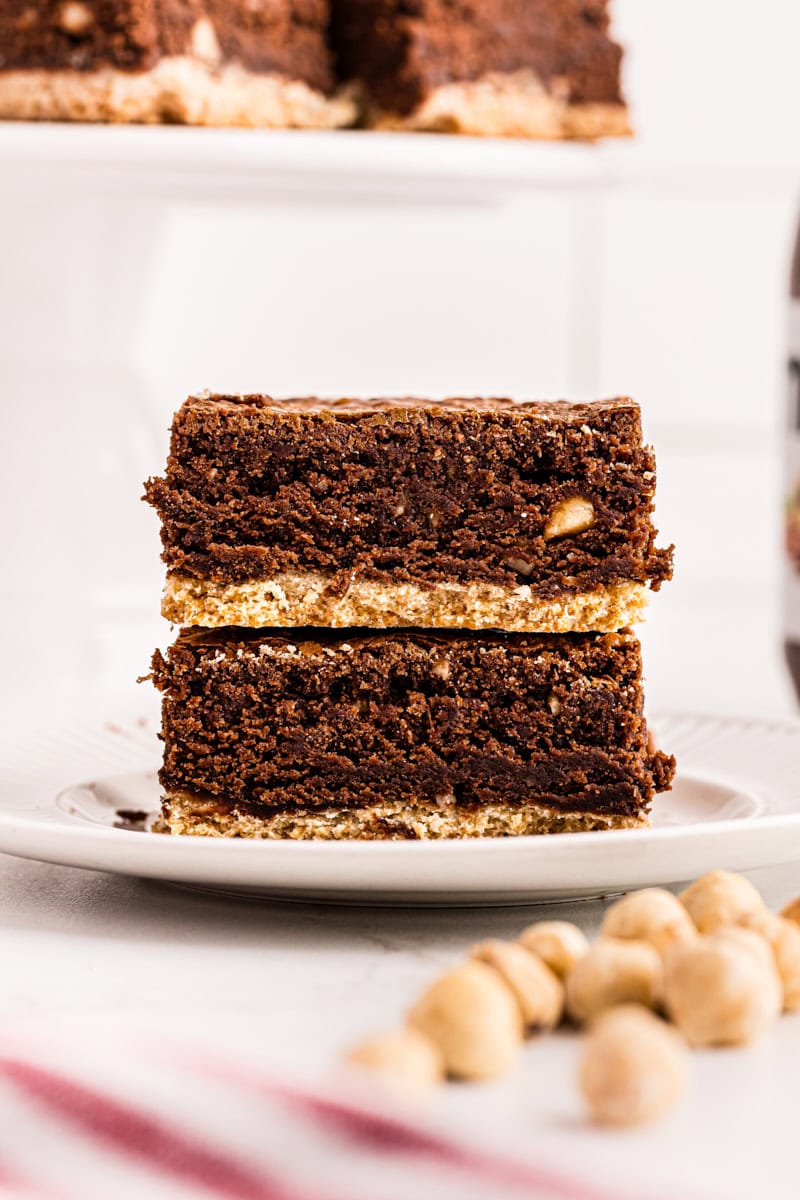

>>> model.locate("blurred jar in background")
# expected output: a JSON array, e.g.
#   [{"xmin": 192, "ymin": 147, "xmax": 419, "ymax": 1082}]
[{"xmin": 783, "ymin": 209, "xmax": 800, "ymax": 701}]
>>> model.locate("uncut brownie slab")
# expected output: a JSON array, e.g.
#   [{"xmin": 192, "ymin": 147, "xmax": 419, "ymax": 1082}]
[
  {"xmin": 145, "ymin": 394, "xmax": 673, "ymax": 633},
  {"xmin": 0, "ymin": 0, "xmax": 355, "ymax": 127},
  {"xmin": 152, "ymin": 626, "xmax": 674, "ymax": 839},
  {"xmin": 331, "ymin": 0, "xmax": 630, "ymax": 139}
]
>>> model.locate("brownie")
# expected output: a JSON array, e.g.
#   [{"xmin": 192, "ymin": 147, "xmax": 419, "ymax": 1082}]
[
  {"xmin": 330, "ymin": 0, "xmax": 629, "ymax": 137},
  {"xmin": 0, "ymin": 1, "xmax": 358, "ymax": 127},
  {"xmin": 145, "ymin": 394, "xmax": 673, "ymax": 633},
  {"xmin": 151, "ymin": 625, "xmax": 674, "ymax": 839},
  {"xmin": 0, "ymin": 0, "xmax": 335, "ymax": 92}
]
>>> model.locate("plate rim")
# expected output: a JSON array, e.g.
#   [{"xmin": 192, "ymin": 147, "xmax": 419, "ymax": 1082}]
[
  {"xmin": 5, "ymin": 768, "xmax": 800, "ymax": 858},
  {"xmin": 1, "ymin": 705, "xmax": 800, "ymax": 868}
]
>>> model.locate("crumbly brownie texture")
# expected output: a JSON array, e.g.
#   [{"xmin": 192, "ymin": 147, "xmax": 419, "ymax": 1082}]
[
  {"xmin": 159, "ymin": 794, "xmax": 647, "ymax": 838},
  {"xmin": 331, "ymin": 0, "xmax": 630, "ymax": 139},
  {"xmin": 151, "ymin": 626, "xmax": 675, "ymax": 840},
  {"xmin": 145, "ymin": 395, "xmax": 673, "ymax": 633},
  {"xmin": 0, "ymin": 1, "xmax": 355, "ymax": 127}
]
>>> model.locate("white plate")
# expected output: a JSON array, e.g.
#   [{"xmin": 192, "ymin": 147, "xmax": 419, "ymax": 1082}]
[{"xmin": 1, "ymin": 710, "xmax": 800, "ymax": 905}]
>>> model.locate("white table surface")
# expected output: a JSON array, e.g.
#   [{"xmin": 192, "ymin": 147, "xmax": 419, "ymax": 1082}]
[{"xmin": 1, "ymin": 688, "xmax": 798, "ymax": 1199}]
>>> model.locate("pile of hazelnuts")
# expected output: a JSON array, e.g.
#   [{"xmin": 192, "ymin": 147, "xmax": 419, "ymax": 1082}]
[{"xmin": 346, "ymin": 871, "xmax": 800, "ymax": 1126}]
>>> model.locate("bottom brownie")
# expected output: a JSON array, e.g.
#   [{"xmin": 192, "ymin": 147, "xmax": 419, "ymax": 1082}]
[{"xmin": 150, "ymin": 627, "xmax": 674, "ymax": 840}]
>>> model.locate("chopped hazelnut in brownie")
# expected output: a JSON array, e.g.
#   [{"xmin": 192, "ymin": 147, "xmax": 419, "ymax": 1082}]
[{"xmin": 145, "ymin": 395, "xmax": 672, "ymax": 632}]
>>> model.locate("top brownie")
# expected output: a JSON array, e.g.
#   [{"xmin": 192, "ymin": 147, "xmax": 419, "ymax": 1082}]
[
  {"xmin": 145, "ymin": 394, "xmax": 673, "ymax": 633},
  {"xmin": 0, "ymin": 0, "xmax": 336, "ymax": 94}
]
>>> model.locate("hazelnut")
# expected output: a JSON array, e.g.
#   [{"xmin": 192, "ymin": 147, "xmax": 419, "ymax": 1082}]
[
  {"xmin": 663, "ymin": 928, "xmax": 782, "ymax": 1046},
  {"xmin": 566, "ymin": 938, "xmax": 663, "ymax": 1024},
  {"xmin": 431, "ymin": 657, "xmax": 450, "ymax": 681},
  {"xmin": 601, "ymin": 889, "xmax": 697, "ymax": 957},
  {"xmin": 679, "ymin": 870, "xmax": 766, "ymax": 933},
  {"xmin": 504, "ymin": 556, "xmax": 535, "ymax": 577},
  {"xmin": 190, "ymin": 16, "xmax": 222, "ymax": 64},
  {"xmin": 780, "ymin": 896, "xmax": 800, "ymax": 927},
  {"xmin": 543, "ymin": 497, "xmax": 595, "ymax": 541},
  {"xmin": 408, "ymin": 961, "xmax": 523, "ymax": 1081},
  {"xmin": 714, "ymin": 925, "xmax": 776, "ymax": 969},
  {"xmin": 345, "ymin": 1029, "xmax": 444, "ymax": 1090},
  {"xmin": 518, "ymin": 920, "xmax": 589, "ymax": 980},
  {"xmin": 58, "ymin": 1, "xmax": 92, "ymax": 33},
  {"xmin": 470, "ymin": 939, "xmax": 564, "ymax": 1031},
  {"xmin": 739, "ymin": 911, "xmax": 800, "ymax": 1012},
  {"xmin": 580, "ymin": 1005, "xmax": 689, "ymax": 1128}
]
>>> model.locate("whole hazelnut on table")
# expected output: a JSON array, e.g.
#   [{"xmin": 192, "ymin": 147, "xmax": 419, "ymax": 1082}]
[
  {"xmin": 580, "ymin": 1004, "xmax": 689, "ymax": 1127},
  {"xmin": 517, "ymin": 920, "xmax": 590, "ymax": 979},
  {"xmin": 739, "ymin": 910, "xmax": 800, "ymax": 1012},
  {"xmin": 345, "ymin": 1029, "xmax": 445, "ymax": 1090},
  {"xmin": 679, "ymin": 870, "xmax": 766, "ymax": 933},
  {"xmin": 780, "ymin": 896, "xmax": 800, "ymax": 927},
  {"xmin": 601, "ymin": 888, "xmax": 697, "ymax": 956},
  {"xmin": 408, "ymin": 960, "xmax": 523, "ymax": 1081},
  {"xmin": 470, "ymin": 939, "xmax": 565, "ymax": 1031},
  {"xmin": 566, "ymin": 937, "xmax": 663, "ymax": 1024},
  {"xmin": 663, "ymin": 927, "xmax": 782, "ymax": 1046}
]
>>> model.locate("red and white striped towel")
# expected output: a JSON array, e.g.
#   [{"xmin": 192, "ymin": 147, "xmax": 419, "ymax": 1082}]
[{"xmin": 0, "ymin": 1028, "xmax": 688, "ymax": 1200}]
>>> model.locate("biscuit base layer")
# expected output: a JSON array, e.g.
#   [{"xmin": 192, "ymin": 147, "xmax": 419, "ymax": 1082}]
[
  {"xmin": 364, "ymin": 71, "xmax": 631, "ymax": 140},
  {"xmin": 0, "ymin": 61, "xmax": 356, "ymax": 127},
  {"xmin": 162, "ymin": 572, "xmax": 648, "ymax": 633},
  {"xmin": 160, "ymin": 792, "xmax": 647, "ymax": 840}
]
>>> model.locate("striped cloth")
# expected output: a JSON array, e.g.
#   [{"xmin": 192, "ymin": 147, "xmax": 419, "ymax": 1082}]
[{"xmin": 0, "ymin": 1029, "xmax": 678, "ymax": 1200}]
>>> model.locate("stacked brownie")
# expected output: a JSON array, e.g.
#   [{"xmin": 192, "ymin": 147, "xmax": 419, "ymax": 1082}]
[
  {"xmin": 331, "ymin": 0, "xmax": 630, "ymax": 139},
  {"xmin": 0, "ymin": 0, "xmax": 628, "ymax": 137},
  {"xmin": 146, "ymin": 395, "xmax": 675, "ymax": 840}
]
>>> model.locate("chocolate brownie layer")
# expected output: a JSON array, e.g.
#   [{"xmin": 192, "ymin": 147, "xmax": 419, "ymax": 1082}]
[
  {"xmin": 145, "ymin": 395, "xmax": 673, "ymax": 632},
  {"xmin": 0, "ymin": 1, "xmax": 334, "ymax": 86},
  {"xmin": 151, "ymin": 626, "xmax": 675, "ymax": 839},
  {"xmin": 331, "ymin": 0, "xmax": 629, "ymax": 138},
  {"xmin": 0, "ymin": 1, "xmax": 356, "ymax": 126}
]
